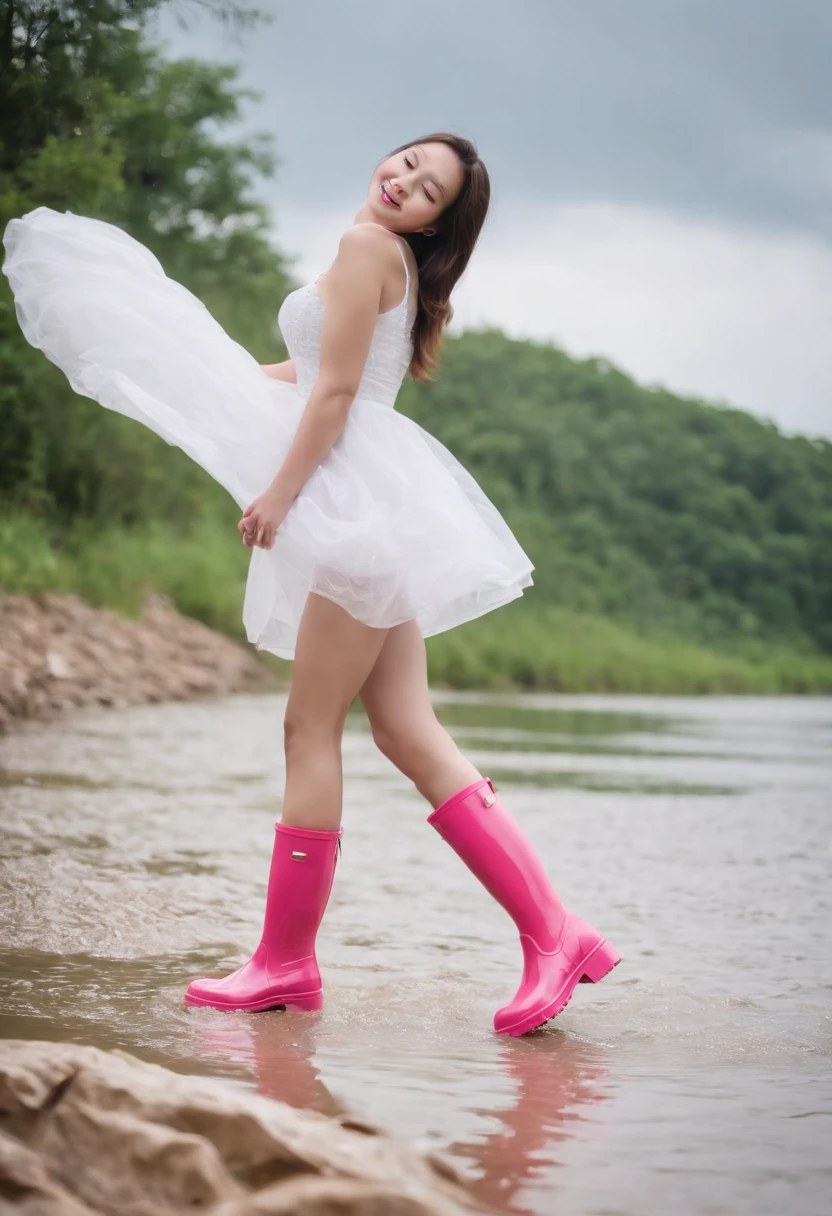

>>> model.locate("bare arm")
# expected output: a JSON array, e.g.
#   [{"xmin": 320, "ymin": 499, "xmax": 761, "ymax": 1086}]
[
  {"xmin": 260, "ymin": 359, "xmax": 297, "ymax": 383},
  {"xmin": 239, "ymin": 225, "xmax": 390, "ymax": 548}
]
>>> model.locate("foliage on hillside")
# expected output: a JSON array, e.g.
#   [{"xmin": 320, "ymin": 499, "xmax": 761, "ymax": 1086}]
[{"xmin": 400, "ymin": 332, "xmax": 832, "ymax": 654}]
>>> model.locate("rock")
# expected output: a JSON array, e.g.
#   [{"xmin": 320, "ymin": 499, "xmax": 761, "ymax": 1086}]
[
  {"xmin": 0, "ymin": 1042, "xmax": 480, "ymax": 1215},
  {"xmin": 44, "ymin": 650, "xmax": 72, "ymax": 679},
  {"xmin": 0, "ymin": 592, "xmax": 281, "ymax": 734}
]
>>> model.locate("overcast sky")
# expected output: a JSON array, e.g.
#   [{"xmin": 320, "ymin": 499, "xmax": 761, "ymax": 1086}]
[{"xmin": 155, "ymin": 1, "xmax": 832, "ymax": 439}]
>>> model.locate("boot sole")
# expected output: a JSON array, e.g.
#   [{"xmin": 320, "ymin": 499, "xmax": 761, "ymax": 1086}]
[
  {"xmin": 183, "ymin": 989, "xmax": 323, "ymax": 1013},
  {"xmin": 497, "ymin": 938, "xmax": 622, "ymax": 1037}
]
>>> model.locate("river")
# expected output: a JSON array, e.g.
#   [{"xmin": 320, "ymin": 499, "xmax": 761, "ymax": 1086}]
[{"xmin": 1, "ymin": 691, "xmax": 830, "ymax": 1215}]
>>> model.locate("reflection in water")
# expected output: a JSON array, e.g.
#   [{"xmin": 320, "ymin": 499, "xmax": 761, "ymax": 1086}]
[
  {"xmin": 189, "ymin": 1010, "xmax": 343, "ymax": 1116},
  {"xmin": 484, "ymin": 767, "xmax": 741, "ymax": 796},
  {"xmin": 449, "ymin": 1033, "xmax": 611, "ymax": 1215},
  {"xmin": 351, "ymin": 695, "xmax": 680, "ymax": 740},
  {"xmin": 186, "ymin": 1007, "xmax": 613, "ymax": 1216}
]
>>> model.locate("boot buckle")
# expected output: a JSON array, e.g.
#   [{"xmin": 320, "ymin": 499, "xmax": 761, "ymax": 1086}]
[
  {"xmin": 482, "ymin": 776, "xmax": 497, "ymax": 806},
  {"xmin": 291, "ymin": 850, "xmax": 307, "ymax": 861}
]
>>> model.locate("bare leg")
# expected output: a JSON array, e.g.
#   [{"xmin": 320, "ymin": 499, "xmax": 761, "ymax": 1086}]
[
  {"xmin": 281, "ymin": 591, "xmax": 390, "ymax": 830},
  {"xmin": 359, "ymin": 618, "xmax": 622, "ymax": 1037},
  {"xmin": 358, "ymin": 619, "xmax": 481, "ymax": 808}
]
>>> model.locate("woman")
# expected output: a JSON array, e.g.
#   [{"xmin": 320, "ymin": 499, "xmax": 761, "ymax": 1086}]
[{"xmin": 3, "ymin": 132, "xmax": 620, "ymax": 1036}]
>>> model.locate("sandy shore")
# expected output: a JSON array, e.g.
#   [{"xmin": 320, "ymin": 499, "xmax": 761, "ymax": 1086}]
[{"xmin": 0, "ymin": 590, "xmax": 280, "ymax": 733}]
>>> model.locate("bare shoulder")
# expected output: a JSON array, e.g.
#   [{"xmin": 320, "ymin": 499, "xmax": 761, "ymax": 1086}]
[
  {"xmin": 319, "ymin": 224, "xmax": 411, "ymax": 318},
  {"xmin": 336, "ymin": 222, "xmax": 402, "ymax": 264}
]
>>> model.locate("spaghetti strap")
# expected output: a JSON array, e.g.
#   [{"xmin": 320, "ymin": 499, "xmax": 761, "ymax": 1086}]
[
  {"xmin": 392, "ymin": 238, "xmax": 413, "ymax": 327},
  {"xmin": 394, "ymin": 238, "xmax": 410, "ymax": 287}
]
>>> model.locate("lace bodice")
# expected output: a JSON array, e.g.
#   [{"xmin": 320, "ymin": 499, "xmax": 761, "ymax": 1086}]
[{"xmin": 277, "ymin": 238, "xmax": 416, "ymax": 408}]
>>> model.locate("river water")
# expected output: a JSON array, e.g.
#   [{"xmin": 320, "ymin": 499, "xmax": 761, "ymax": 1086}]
[{"xmin": 1, "ymin": 691, "xmax": 830, "ymax": 1215}]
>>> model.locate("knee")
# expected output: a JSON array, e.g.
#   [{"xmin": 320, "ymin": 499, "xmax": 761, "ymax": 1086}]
[
  {"xmin": 370, "ymin": 717, "xmax": 438, "ymax": 774},
  {"xmin": 283, "ymin": 709, "xmax": 340, "ymax": 756}
]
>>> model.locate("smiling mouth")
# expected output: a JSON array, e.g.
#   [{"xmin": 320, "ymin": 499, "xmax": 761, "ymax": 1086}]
[{"xmin": 380, "ymin": 183, "xmax": 400, "ymax": 208}]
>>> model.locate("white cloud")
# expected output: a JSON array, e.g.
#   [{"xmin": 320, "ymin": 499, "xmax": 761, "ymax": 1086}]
[{"xmin": 272, "ymin": 200, "xmax": 832, "ymax": 440}]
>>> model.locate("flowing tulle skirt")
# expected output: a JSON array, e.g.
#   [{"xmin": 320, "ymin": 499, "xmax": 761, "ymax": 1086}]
[{"xmin": 2, "ymin": 207, "xmax": 534, "ymax": 658}]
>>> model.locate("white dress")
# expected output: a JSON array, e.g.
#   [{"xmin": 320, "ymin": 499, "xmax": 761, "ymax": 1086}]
[{"xmin": 2, "ymin": 206, "xmax": 534, "ymax": 659}]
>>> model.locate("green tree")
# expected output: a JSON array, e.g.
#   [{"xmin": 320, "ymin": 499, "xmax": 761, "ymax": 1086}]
[
  {"xmin": 398, "ymin": 330, "xmax": 832, "ymax": 653},
  {"xmin": 0, "ymin": 0, "xmax": 293, "ymax": 521}
]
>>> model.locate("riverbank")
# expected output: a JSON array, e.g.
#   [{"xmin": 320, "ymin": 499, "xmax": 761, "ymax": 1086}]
[
  {"xmin": 3, "ymin": 509, "xmax": 832, "ymax": 697},
  {"xmin": 0, "ymin": 590, "xmax": 278, "ymax": 734},
  {"xmin": 426, "ymin": 603, "xmax": 832, "ymax": 694}
]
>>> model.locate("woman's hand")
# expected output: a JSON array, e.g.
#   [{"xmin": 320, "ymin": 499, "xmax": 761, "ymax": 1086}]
[{"xmin": 238, "ymin": 488, "xmax": 291, "ymax": 549}]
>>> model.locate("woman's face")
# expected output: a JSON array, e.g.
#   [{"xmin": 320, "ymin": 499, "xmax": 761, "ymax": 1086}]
[{"xmin": 368, "ymin": 141, "xmax": 465, "ymax": 234}]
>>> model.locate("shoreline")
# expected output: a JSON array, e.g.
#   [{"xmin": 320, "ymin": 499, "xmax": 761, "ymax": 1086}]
[
  {"xmin": 2, "ymin": 591, "xmax": 830, "ymax": 738},
  {"xmin": 4, "ymin": 507, "xmax": 831, "ymax": 697},
  {"xmin": 0, "ymin": 589, "xmax": 280, "ymax": 734}
]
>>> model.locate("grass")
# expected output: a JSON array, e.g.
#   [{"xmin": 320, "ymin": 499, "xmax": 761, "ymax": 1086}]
[
  {"xmin": 2, "ymin": 508, "xmax": 831, "ymax": 694},
  {"xmin": 0, "ymin": 508, "xmax": 249, "ymax": 636},
  {"xmin": 425, "ymin": 601, "xmax": 832, "ymax": 694}
]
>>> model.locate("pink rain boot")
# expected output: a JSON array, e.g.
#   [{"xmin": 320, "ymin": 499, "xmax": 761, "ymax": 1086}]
[
  {"xmin": 184, "ymin": 822, "xmax": 341, "ymax": 1013},
  {"xmin": 428, "ymin": 777, "xmax": 620, "ymax": 1036}
]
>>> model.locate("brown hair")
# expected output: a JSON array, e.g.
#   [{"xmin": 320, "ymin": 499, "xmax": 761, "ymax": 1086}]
[{"xmin": 379, "ymin": 131, "xmax": 491, "ymax": 381}]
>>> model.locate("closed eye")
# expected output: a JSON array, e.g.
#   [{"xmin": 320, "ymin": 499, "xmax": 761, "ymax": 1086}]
[{"xmin": 405, "ymin": 155, "xmax": 436, "ymax": 204}]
